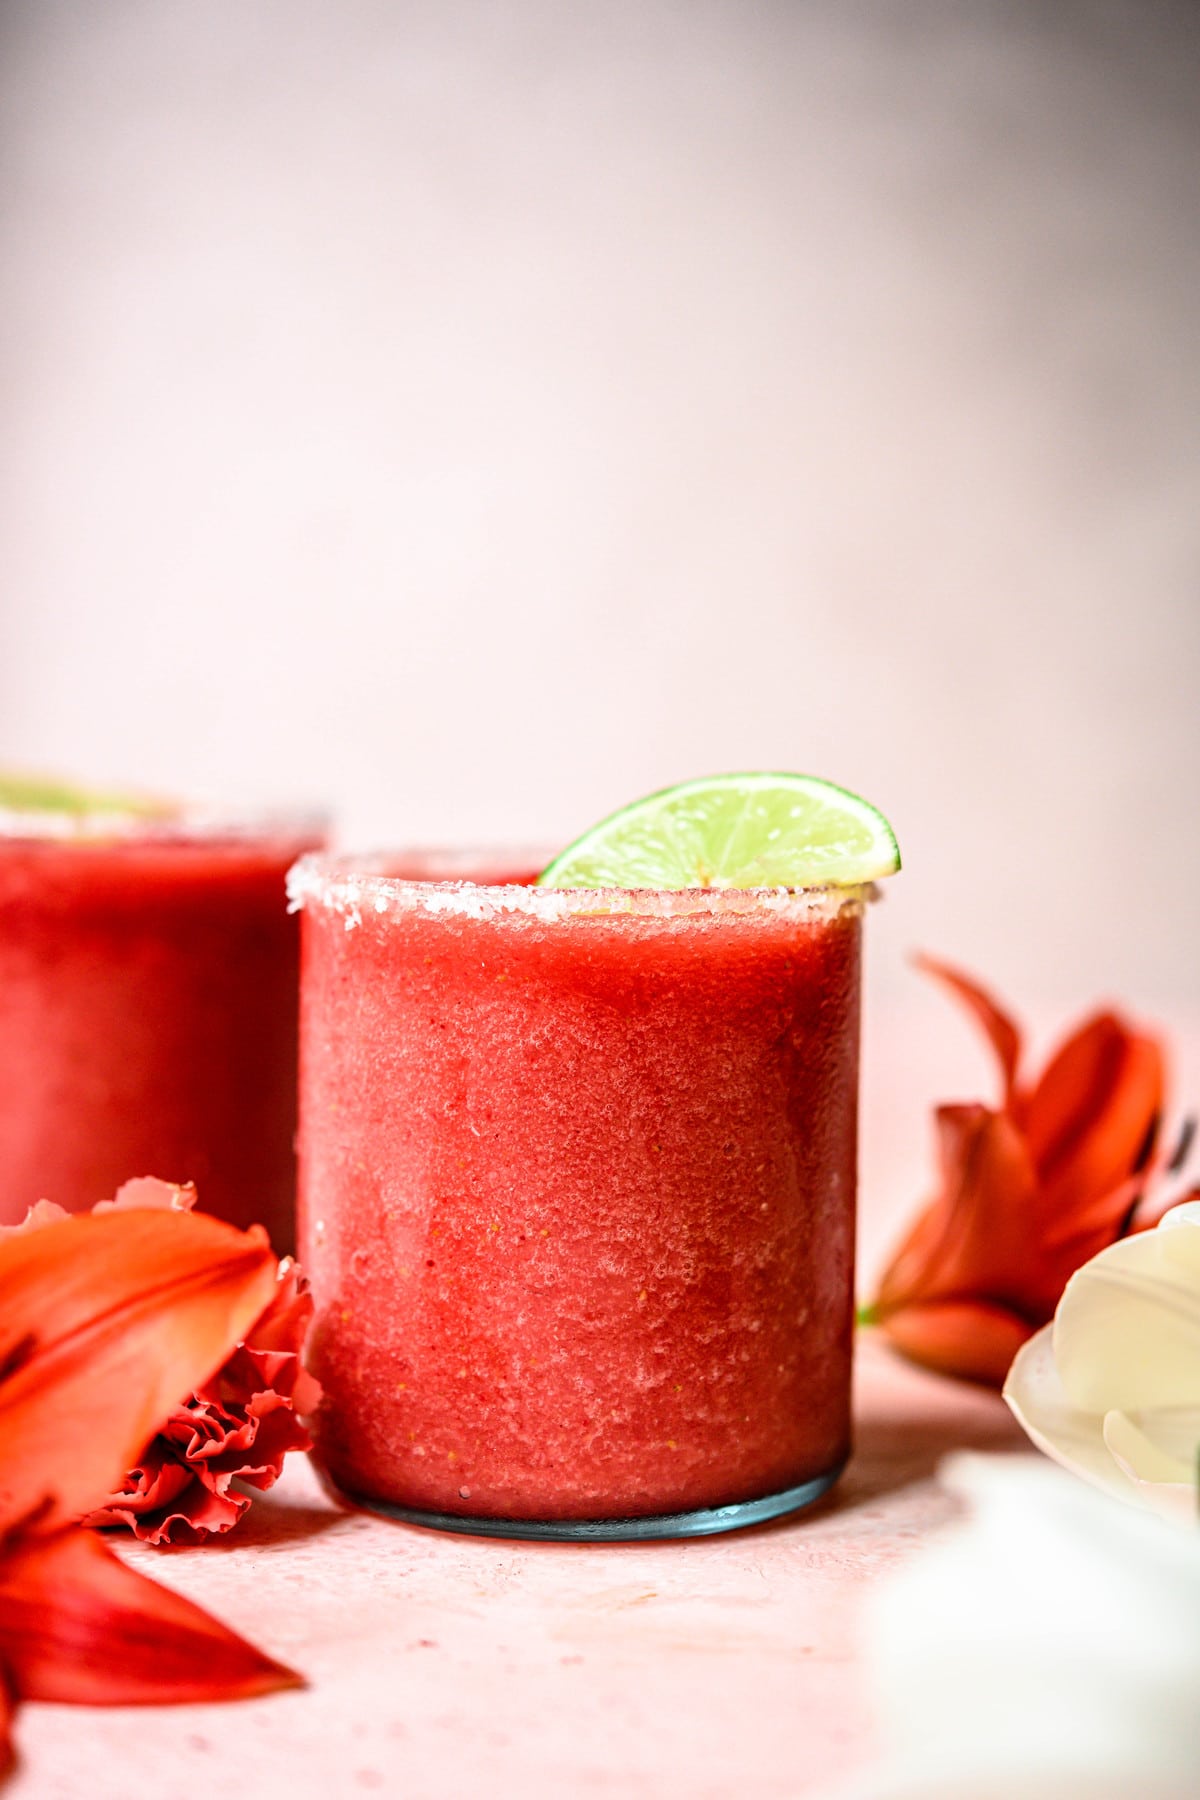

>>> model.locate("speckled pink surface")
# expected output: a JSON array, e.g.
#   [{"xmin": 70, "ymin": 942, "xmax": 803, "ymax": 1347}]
[
  {"xmin": 14, "ymin": 1005, "xmax": 1196, "ymax": 1799},
  {"xmin": 6, "ymin": 1339, "xmax": 1022, "ymax": 1799}
]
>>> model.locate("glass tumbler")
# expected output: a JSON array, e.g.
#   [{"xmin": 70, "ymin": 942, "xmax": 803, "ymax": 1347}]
[
  {"xmin": 291, "ymin": 851, "xmax": 865, "ymax": 1540},
  {"xmin": 0, "ymin": 808, "xmax": 325, "ymax": 1248}
]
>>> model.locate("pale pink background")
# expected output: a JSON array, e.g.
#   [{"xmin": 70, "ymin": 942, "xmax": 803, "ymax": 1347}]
[
  {"xmin": 2, "ymin": 0, "xmax": 1199, "ymax": 1264},
  {"xmin": 2, "ymin": 1, "xmax": 1198, "ymax": 1012}
]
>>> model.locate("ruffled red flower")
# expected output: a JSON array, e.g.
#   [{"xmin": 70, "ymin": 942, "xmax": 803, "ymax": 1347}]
[
  {"xmin": 8, "ymin": 1180, "xmax": 320, "ymax": 1545},
  {"xmin": 0, "ymin": 1200, "xmax": 302, "ymax": 1774},
  {"xmin": 868, "ymin": 957, "xmax": 1197, "ymax": 1386}
]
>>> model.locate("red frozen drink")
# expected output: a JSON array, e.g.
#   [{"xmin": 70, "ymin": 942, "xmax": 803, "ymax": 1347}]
[
  {"xmin": 293, "ymin": 849, "xmax": 866, "ymax": 1537},
  {"xmin": 0, "ymin": 803, "xmax": 323, "ymax": 1248}
]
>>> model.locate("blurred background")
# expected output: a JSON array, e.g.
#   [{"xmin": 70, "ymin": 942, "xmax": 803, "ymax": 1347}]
[{"xmin": 3, "ymin": 0, "xmax": 1198, "ymax": 1244}]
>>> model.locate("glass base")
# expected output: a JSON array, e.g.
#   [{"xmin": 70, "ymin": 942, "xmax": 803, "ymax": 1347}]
[{"xmin": 321, "ymin": 1461, "xmax": 845, "ymax": 1542}]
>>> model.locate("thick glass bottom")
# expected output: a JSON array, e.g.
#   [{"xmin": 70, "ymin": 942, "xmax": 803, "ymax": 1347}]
[{"xmin": 320, "ymin": 1461, "xmax": 845, "ymax": 1542}]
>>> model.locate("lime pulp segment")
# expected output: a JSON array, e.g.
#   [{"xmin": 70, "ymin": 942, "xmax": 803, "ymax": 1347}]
[{"xmin": 537, "ymin": 773, "xmax": 900, "ymax": 891}]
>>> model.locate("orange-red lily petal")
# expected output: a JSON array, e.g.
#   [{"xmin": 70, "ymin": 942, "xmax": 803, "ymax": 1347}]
[
  {"xmin": 8, "ymin": 1179, "xmax": 322, "ymax": 1547},
  {"xmin": 0, "ymin": 1204, "xmax": 302, "ymax": 1776},
  {"xmin": 82, "ymin": 1252, "xmax": 322, "ymax": 1544},
  {"xmin": 873, "ymin": 1104, "xmax": 1039, "ymax": 1321},
  {"xmin": 874, "ymin": 1298, "xmax": 1030, "ymax": 1388},
  {"xmin": 869, "ymin": 958, "xmax": 1192, "ymax": 1386},
  {"xmin": 0, "ymin": 1526, "xmax": 300, "ymax": 1707},
  {"xmin": 1025, "ymin": 1015, "xmax": 1163, "ymax": 1233},
  {"xmin": 914, "ymin": 953, "xmax": 1022, "ymax": 1104},
  {"xmin": 0, "ymin": 1208, "xmax": 278, "ymax": 1535}
]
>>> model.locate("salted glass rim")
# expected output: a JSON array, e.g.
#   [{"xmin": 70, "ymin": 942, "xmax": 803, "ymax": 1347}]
[{"xmin": 286, "ymin": 849, "xmax": 872, "ymax": 924}]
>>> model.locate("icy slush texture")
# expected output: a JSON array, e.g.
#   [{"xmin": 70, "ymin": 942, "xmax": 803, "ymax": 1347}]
[{"xmin": 298, "ymin": 859, "xmax": 862, "ymax": 1520}]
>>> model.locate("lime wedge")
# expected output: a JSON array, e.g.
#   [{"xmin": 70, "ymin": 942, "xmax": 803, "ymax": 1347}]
[
  {"xmin": 538, "ymin": 773, "xmax": 900, "ymax": 890},
  {"xmin": 0, "ymin": 771, "xmax": 175, "ymax": 819}
]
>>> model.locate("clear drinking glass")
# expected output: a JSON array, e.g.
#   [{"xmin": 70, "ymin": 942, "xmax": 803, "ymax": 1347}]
[
  {"xmin": 291, "ymin": 851, "xmax": 865, "ymax": 1541},
  {"xmin": 0, "ymin": 806, "xmax": 325, "ymax": 1248}
]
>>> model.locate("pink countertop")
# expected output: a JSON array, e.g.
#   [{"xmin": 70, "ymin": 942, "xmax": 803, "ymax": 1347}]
[
  {"xmin": 11, "ymin": 1003, "xmax": 1195, "ymax": 1797},
  {"xmin": 8, "ymin": 1338, "xmax": 1023, "ymax": 1800}
]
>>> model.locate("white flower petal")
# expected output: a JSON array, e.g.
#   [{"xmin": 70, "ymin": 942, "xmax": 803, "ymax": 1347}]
[
  {"xmin": 1102, "ymin": 1410, "xmax": 1200, "ymax": 1524},
  {"xmin": 1052, "ymin": 1220, "xmax": 1200, "ymax": 1413},
  {"xmin": 1003, "ymin": 1328, "xmax": 1142, "ymax": 1506},
  {"xmin": 1112, "ymin": 1403, "xmax": 1200, "ymax": 1469},
  {"xmin": 1006, "ymin": 1204, "xmax": 1200, "ymax": 1521},
  {"xmin": 1158, "ymin": 1199, "xmax": 1200, "ymax": 1234},
  {"xmin": 1102, "ymin": 1409, "xmax": 1192, "ymax": 1486}
]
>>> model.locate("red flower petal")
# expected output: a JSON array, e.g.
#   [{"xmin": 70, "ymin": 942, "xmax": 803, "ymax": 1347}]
[
  {"xmin": 246, "ymin": 1259, "xmax": 310, "ymax": 1351},
  {"xmin": 0, "ymin": 1178, "xmax": 198, "ymax": 1244},
  {"xmin": 80, "ymin": 1253, "xmax": 321, "ymax": 1545},
  {"xmin": 874, "ymin": 1104, "xmax": 1039, "ymax": 1317},
  {"xmin": 875, "ymin": 1298, "xmax": 1032, "ymax": 1387},
  {"xmin": 79, "ymin": 1433, "xmax": 243, "ymax": 1546},
  {"xmin": 97, "ymin": 1178, "xmax": 200, "ymax": 1217},
  {"xmin": 219, "ymin": 1261, "xmax": 323, "ymax": 1416},
  {"xmin": 0, "ymin": 1209, "xmax": 277, "ymax": 1534},
  {"xmin": 1026, "ymin": 1013, "xmax": 1164, "ymax": 1217},
  {"xmin": 871, "ymin": 966, "xmax": 1189, "ymax": 1388},
  {"xmin": 915, "ymin": 953, "xmax": 1023, "ymax": 1103},
  {"xmin": 0, "ymin": 1659, "xmax": 14, "ymax": 1778},
  {"xmin": 243, "ymin": 1260, "xmax": 324, "ymax": 1416},
  {"xmin": 0, "ymin": 1199, "xmax": 71, "ymax": 1240},
  {"xmin": 83, "ymin": 1457, "xmax": 251, "ymax": 1545},
  {"xmin": 0, "ymin": 1526, "xmax": 301, "ymax": 1705},
  {"xmin": 82, "ymin": 1379, "xmax": 317, "ymax": 1545}
]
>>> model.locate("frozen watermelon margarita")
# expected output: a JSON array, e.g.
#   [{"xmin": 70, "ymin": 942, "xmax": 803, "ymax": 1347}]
[
  {"xmin": 291, "ymin": 776, "xmax": 899, "ymax": 1539},
  {"xmin": 0, "ymin": 777, "xmax": 324, "ymax": 1249}
]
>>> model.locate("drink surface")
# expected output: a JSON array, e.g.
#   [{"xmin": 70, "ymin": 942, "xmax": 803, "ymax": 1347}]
[
  {"xmin": 0, "ymin": 827, "xmax": 321, "ymax": 1246},
  {"xmin": 297, "ymin": 856, "xmax": 862, "ymax": 1521}
]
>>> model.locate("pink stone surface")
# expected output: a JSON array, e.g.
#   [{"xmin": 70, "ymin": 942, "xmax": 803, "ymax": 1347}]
[
  {"xmin": 8, "ymin": 1006, "xmax": 1194, "ymax": 1797},
  {"xmin": 6, "ymin": 1339, "xmax": 1023, "ymax": 1799}
]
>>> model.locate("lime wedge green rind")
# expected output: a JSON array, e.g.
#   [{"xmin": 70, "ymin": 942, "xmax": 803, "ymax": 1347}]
[{"xmin": 537, "ymin": 772, "xmax": 900, "ymax": 891}]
